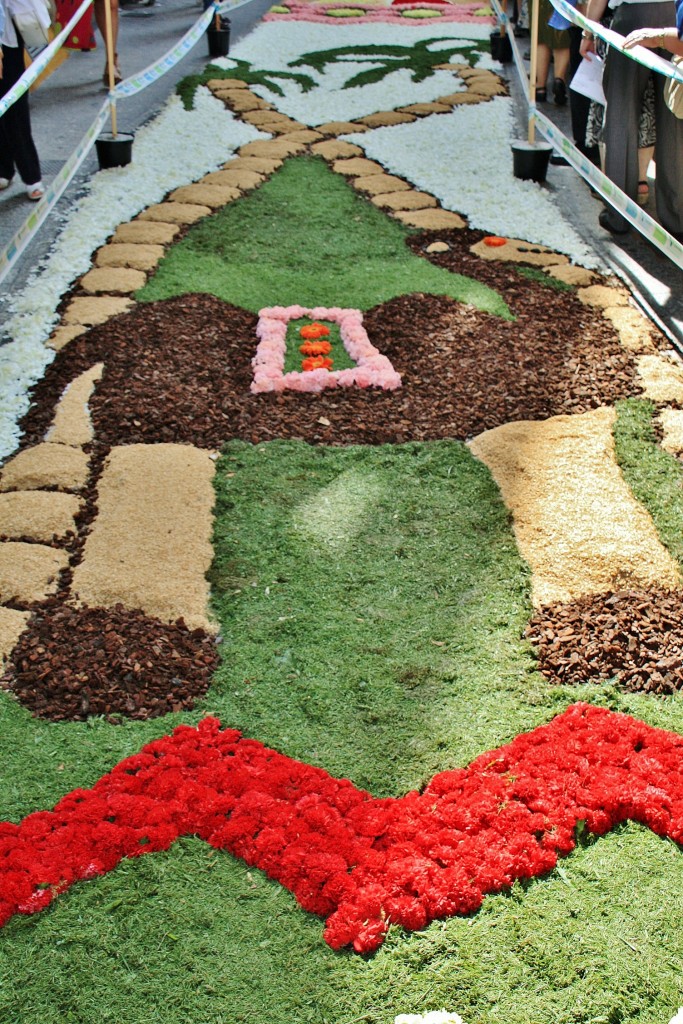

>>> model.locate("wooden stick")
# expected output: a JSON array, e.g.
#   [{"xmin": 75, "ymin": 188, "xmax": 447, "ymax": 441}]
[
  {"xmin": 528, "ymin": 0, "xmax": 539, "ymax": 143},
  {"xmin": 103, "ymin": 0, "xmax": 117, "ymax": 138}
]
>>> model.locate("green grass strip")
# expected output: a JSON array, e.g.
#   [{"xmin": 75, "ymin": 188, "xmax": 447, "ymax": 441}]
[
  {"xmin": 137, "ymin": 157, "xmax": 511, "ymax": 318},
  {"xmin": 284, "ymin": 319, "xmax": 354, "ymax": 374},
  {"xmin": 614, "ymin": 398, "xmax": 683, "ymax": 569}
]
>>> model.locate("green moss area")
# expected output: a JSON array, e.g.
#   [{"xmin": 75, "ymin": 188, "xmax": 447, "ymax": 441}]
[
  {"xmin": 516, "ymin": 266, "xmax": 575, "ymax": 293},
  {"xmin": 284, "ymin": 319, "xmax": 354, "ymax": 374},
  {"xmin": 3, "ymin": 438, "xmax": 683, "ymax": 1023},
  {"xmin": 614, "ymin": 397, "xmax": 683, "ymax": 569},
  {"xmin": 137, "ymin": 157, "xmax": 510, "ymax": 318}
]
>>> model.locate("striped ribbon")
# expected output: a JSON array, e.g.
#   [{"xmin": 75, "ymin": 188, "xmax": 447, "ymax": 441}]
[
  {"xmin": 490, "ymin": 0, "xmax": 683, "ymax": 269},
  {"xmin": 0, "ymin": 0, "xmax": 243, "ymax": 287}
]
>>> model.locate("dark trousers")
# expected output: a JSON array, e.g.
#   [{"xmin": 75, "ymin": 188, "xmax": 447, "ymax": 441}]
[
  {"xmin": 568, "ymin": 25, "xmax": 600, "ymax": 164},
  {"xmin": 604, "ymin": 0, "xmax": 683, "ymax": 234},
  {"xmin": 0, "ymin": 38, "xmax": 42, "ymax": 186}
]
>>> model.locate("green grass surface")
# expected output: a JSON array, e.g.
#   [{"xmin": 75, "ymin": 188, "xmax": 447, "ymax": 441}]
[
  {"xmin": 284, "ymin": 319, "xmax": 355, "ymax": 373},
  {"xmin": 614, "ymin": 398, "xmax": 683, "ymax": 569},
  {"xmin": 137, "ymin": 157, "xmax": 511, "ymax": 318},
  {"xmin": 3, "ymin": 437, "xmax": 683, "ymax": 1022}
]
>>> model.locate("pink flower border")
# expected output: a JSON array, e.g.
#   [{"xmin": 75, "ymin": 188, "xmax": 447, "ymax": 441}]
[
  {"xmin": 264, "ymin": 1, "xmax": 495, "ymax": 24},
  {"xmin": 251, "ymin": 304, "xmax": 402, "ymax": 393}
]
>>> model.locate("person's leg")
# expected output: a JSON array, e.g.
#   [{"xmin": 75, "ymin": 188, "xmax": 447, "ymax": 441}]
[
  {"xmin": 94, "ymin": 0, "xmax": 120, "ymax": 81},
  {"xmin": 652, "ymin": 73, "xmax": 683, "ymax": 236},
  {"xmin": 601, "ymin": 6, "xmax": 651, "ymax": 231},
  {"xmin": 551, "ymin": 46, "xmax": 570, "ymax": 103},
  {"xmin": 0, "ymin": 44, "xmax": 41, "ymax": 186},
  {"xmin": 535, "ymin": 43, "xmax": 550, "ymax": 97}
]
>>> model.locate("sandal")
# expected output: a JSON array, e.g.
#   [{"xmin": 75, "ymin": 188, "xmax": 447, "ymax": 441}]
[
  {"xmin": 102, "ymin": 54, "xmax": 122, "ymax": 87},
  {"xmin": 535, "ymin": 87, "xmax": 547, "ymax": 102},
  {"xmin": 26, "ymin": 181, "xmax": 45, "ymax": 201},
  {"xmin": 553, "ymin": 77, "xmax": 567, "ymax": 105},
  {"xmin": 0, "ymin": 177, "xmax": 13, "ymax": 190},
  {"xmin": 637, "ymin": 180, "xmax": 649, "ymax": 206}
]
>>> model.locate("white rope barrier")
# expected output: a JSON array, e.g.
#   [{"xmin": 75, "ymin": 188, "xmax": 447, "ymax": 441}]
[
  {"xmin": 0, "ymin": 0, "xmax": 243, "ymax": 287},
  {"xmin": 489, "ymin": 0, "xmax": 683, "ymax": 269}
]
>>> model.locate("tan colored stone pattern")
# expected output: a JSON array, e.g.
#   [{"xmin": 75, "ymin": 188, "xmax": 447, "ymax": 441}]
[
  {"xmin": 70, "ymin": 444, "xmax": 217, "ymax": 632},
  {"xmin": 0, "ymin": 444, "xmax": 90, "ymax": 492},
  {"xmin": 47, "ymin": 364, "xmax": 104, "ymax": 447},
  {"xmin": 113, "ymin": 221, "xmax": 180, "ymax": 245},
  {"xmin": 469, "ymin": 407, "xmax": 682, "ymax": 607},
  {"xmin": 0, "ymin": 543, "xmax": 69, "ymax": 604},
  {"xmin": 62, "ymin": 296, "xmax": 133, "ymax": 326},
  {"xmin": 0, "ymin": 607, "xmax": 30, "ymax": 664},
  {"xmin": 0, "ymin": 491, "xmax": 80, "ymax": 542},
  {"xmin": 80, "ymin": 267, "xmax": 147, "ymax": 295},
  {"xmin": 637, "ymin": 354, "xmax": 683, "ymax": 403},
  {"xmin": 138, "ymin": 203, "xmax": 212, "ymax": 225},
  {"xmin": 96, "ymin": 243, "xmax": 166, "ymax": 272}
]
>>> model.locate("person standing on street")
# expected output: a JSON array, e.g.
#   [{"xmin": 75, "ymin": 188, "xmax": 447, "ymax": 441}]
[{"xmin": 0, "ymin": 0, "xmax": 44, "ymax": 200}]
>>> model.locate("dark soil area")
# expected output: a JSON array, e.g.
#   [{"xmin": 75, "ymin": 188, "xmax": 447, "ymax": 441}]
[
  {"xmin": 526, "ymin": 588, "xmax": 683, "ymax": 695},
  {"xmin": 3, "ymin": 603, "xmax": 219, "ymax": 721},
  {"xmin": 16, "ymin": 229, "xmax": 642, "ymax": 452}
]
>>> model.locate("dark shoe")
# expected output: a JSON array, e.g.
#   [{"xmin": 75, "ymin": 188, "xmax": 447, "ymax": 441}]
[
  {"xmin": 535, "ymin": 87, "xmax": 547, "ymax": 102},
  {"xmin": 553, "ymin": 78, "xmax": 567, "ymax": 105},
  {"xmin": 599, "ymin": 209, "xmax": 629, "ymax": 235},
  {"xmin": 550, "ymin": 152, "xmax": 569, "ymax": 165}
]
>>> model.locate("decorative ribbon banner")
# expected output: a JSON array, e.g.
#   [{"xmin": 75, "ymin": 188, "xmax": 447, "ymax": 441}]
[
  {"xmin": 0, "ymin": 0, "xmax": 247, "ymax": 289},
  {"xmin": 549, "ymin": 0, "xmax": 683, "ymax": 84},
  {"xmin": 489, "ymin": 0, "xmax": 683, "ymax": 270},
  {"xmin": 0, "ymin": 0, "xmax": 94, "ymax": 118}
]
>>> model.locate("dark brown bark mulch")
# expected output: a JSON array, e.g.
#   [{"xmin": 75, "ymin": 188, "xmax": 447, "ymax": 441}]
[
  {"xmin": 16, "ymin": 236, "xmax": 641, "ymax": 452},
  {"xmin": 3, "ymin": 603, "xmax": 219, "ymax": 721},
  {"xmin": 526, "ymin": 588, "xmax": 683, "ymax": 695}
]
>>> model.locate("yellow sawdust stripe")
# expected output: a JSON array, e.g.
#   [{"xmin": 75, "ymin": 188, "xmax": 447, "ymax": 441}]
[
  {"xmin": 70, "ymin": 444, "xmax": 217, "ymax": 632},
  {"xmin": 469, "ymin": 407, "xmax": 681, "ymax": 608}
]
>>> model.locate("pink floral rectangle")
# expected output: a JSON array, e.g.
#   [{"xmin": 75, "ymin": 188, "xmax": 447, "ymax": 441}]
[{"xmin": 251, "ymin": 305, "xmax": 402, "ymax": 394}]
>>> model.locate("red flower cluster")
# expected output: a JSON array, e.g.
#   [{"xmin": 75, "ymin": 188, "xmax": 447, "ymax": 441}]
[
  {"xmin": 302, "ymin": 355, "xmax": 334, "ymax": 371},
  {"xmin": 2, "ymin": 704, "xmax": 683, "ymax": 953}
]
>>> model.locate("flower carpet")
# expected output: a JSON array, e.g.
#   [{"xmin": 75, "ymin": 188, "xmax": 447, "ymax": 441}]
[{"xmin": 2, "ymin": 1, "xmax": 683, "ymax": 1021}]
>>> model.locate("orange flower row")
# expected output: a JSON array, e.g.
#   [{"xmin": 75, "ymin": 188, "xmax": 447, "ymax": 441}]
[
  {"xmin": 300, "ymin": 340, "xmax": 332, "ymax": 357},
  {"xmin": 302, "ymin": 356, "xmax": 333, "ymax": 372},
  {"xmin": 300, "ymin": 322, "xmax": 331, "ymax": 340}
]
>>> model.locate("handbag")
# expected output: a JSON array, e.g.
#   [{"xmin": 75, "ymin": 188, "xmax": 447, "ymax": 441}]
[
  {"xmin": 664, "ymin": 56, "xmax": 683, "ymax": 120},
  {"xmin": 7, "ymin": 0, "xmax": 54, "ymax": 49}
]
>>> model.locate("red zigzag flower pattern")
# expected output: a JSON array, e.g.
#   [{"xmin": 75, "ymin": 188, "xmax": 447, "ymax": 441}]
[{"xmin": 2, "ymin": 702, "xmax": 683, "ymax": 952}]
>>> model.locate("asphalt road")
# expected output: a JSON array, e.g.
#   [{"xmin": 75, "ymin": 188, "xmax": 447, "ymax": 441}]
[{"xmin": 1, "ymin": 3, "xmax": 681, "ymax": 346}]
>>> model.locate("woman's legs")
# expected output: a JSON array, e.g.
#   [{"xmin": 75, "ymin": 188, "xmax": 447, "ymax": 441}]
[{"xmin": 0, "ymin": 44, "xmax": 41, "ymax": 186}]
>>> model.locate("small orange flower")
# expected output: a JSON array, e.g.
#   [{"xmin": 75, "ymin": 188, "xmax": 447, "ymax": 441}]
[
  {"xmin": 300, "ymin": 340, "xmax": 332, "ymax": 356},
  {"xmin": 483, "ymin": 236, "xmax": 507, "ymax": 247},
  {"xmin": 302, "ymin": 356, "xmax": 333, "ymax": 372},
  {"xmin": 300, "ymin": 322, "xmax": 331, "ymax": 340}
]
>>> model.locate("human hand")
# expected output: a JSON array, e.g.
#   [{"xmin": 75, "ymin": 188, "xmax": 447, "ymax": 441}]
[
  {"xmin": 623, "ymin": 27, "xmax": 664, "ymax": 50},
  {"xmin": 579, "ymin": 34, "xmax": 596, "ymax": 57}
]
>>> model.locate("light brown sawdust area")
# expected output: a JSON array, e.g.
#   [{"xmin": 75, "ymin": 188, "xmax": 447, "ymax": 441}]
[
  {"xmin": 0, "ymin": 492, "xmax": 80, "ymax": 542},
  {"xmin": 0, "ymin": 443, "xmax": 89, "ymax": 491},
  {"xmin": 637, "ymin": 354, "xmax": 683, "ymax": 402},
  {"xmin": 70, "ymin": 444, "xmax": 217, "ymax": 632},
  {"xmin": 469, "ymin": 407, "xmax": 681, "ymax": 607},
  {"xmin": 47, "ymin": 364, "xmax": 104, "ymax": 447},
  {"xmin": 0, "ymin": 607, "xmax": 30, "ymax": 664},
  {"xmin": 0, "ymin": 543, "xmax": 69, "ymax": 604},
  {"xmin": 658, "ymin": 409, "xmax": 683, "ymax": 455}
]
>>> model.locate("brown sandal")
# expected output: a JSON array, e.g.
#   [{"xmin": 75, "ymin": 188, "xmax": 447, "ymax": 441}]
[{"xmin": 102, "ymin": 55, "xmax": 122, "ymax": 87}]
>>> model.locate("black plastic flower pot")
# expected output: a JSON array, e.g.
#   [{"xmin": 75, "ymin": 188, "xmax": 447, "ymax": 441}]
[
  {"xmin": 95, "ymin": 132, "xmax": 134, "ymax": 170},
  {"xmin": 207, "ymin": 20, "xmax": 230, "ymax": 57},
  {"xmin": 490, "ymin": 29, "xmax": 512, "ymax": 63},
  {"xmin": 511, "ymin": 140, "xmax": 553, "ymax": 183}
]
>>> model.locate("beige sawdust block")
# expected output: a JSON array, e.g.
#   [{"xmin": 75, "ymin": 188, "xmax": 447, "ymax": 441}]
[
  {"xmin": 544, "ymin": 264, "xmax": 594, "ymax": 287},
  {"xmin": 393, "ymin": 208, "xmax": 466, "ymax": 229},
  {"xmin": 206, "ymin": 78, "xmax": 248, "ymax": 91},
  {"xmin": 426, "ymin": 241, "xmax": 451, "ymax": 253},
  {"xmin": 80, "ymin": 267, "xmax": 147, "ymax": 295},
  {"xmin": 138, "ymin": 203, "xmax": 212, "ymax": 225},
  {"xmin": 357, "ymin": 111, "xmax": 417, "ymax": 128},
  {"xmin": 0, "ymin": 542, "xmax": 69, "ymax": 604},
  {"xmin": 223, "ymin": 155, "xmax": 282, "ymax": 175},
  {"xmin": 219, "ymin": 91, "xmax": 271, "ymax": 112},
  {"xmin": 398, "ymin": 102, "xmax": 452, "ymax": 116},
  {"xmin": 169, "ymin": 184, "xmax": 241, "ymax": 208},
  {"xmin": 0, "ymin": 443, "xmax": 90, "ymax": 492},
  {"xmin": 468, "ymin": 81, "xmax": 507, "ymax": 97},
  {"xmin": 62, "ymin": 296, "xmax": 133, "ymax": 327},
  {"xmin": 352, "ymin": 173, "xmax": 411, "ymax": 195},
  {"xmin": 469, "ymin": 407, "xmax": 682, "ymax": 607},
  {"xmin": 637, "ymin": 354, "xmax": 683, "ymax": 403},
  {"xmin": 470, "ymin": 237, "xmax": 567, "ymax": 266},
  {"xmin": 433, "ymin": 62, "xmax": 468, "ymax": 72},
  {"xmin": 372, "ymin": 191, "xmax": 438, "ymax": 211},
  {"xmin": 46, "ymin": 364, "xmax": 104, "ymax": 447},
  {"xmin": 239, "ymin": 138, "xmax": 307, "ymax": 159},
  {"xmin": 603, "ymin": 305, "xmax": 656, "ymax": 353},
  {"xmin": 48, "ymin": 325, "xmax": 86, "ymax": 352},
  {"xmin": 0, "ymin": 607, "xmax": 30, "ymax": 664},
  {"xmin": 113, "ymin": 220, "xmax": 179, "ymax": 245},
  {"xmin": 240, "ymin": 109, "xmax": 303, "ymax": 128},
  {"xmin": 96, "ymin": 243, "xmax": 165, "ymax": 272},
  {"xmin": 278, "ymin": 129, "xmax": 324, "ymax": 144},
  {"xmin": 71, "ymin": 444, "xmax": 217, "ymax": 632},
  {"xmin": 458, "ymin": 66, "xmax": 493, "ymax": 81},
  {"xmin": 201, "ymin": 168, "xmax": 263, "ymax": 191},
  {"xmin": 436, "ymin": 92, "xmax": 483, "ymax": 106},
  {"xmin": 577, "ymin": 283, "xmax": 630, "ymax": 309},
  {"xmin": 0, "ymin": 491, "xmax": 80, "ymax": 542},
  {"xmin": 311, "ymin": 139, "xmax": 363, "ymax": 160},
  {"xmin": 332, "ymin": 157, "xmax": 385, "ymax": 177},
  {"xmin": 317, "ymin": 121, "xmax": 370, "ymax": 136},
  {"xmin": 659, "ymin": 409, "xmax": 683, "ymax": 455}
]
